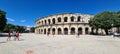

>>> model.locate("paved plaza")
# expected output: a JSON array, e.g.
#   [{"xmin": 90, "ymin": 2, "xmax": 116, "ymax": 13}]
[{"xmin": 0, "ymin": 33, "xmax": 120, "ymax": 54}]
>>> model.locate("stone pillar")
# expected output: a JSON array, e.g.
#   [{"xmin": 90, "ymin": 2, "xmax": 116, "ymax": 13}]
[
  {"xmin": 68, "ymin": 27, "xmax": 71, "ymax": 35},
  {"xmin": 89, "ymin": 27, "xmax": 91, "ymax": 34},
  {"xmin": 35, "ymin": 28, "xmax": 37, "ymax": 34},
  {"xmin": 68, "ymin": 16, "xmax": 70, "ymax": 23},
  {"xmin": 50, "ymin": 17, "xmax": 52, "ymax": 25},
  {"xmin": 61, "ymin": 28, "xmax": 63, "ymax": 35},
  {"xmin": 75, "ymin": 27, "xmax": 78, "ymax": 35},
  {"xmin": 50, "ymin": 27, "xmax": 52, "ymax": 35},
  {"xmin": 82, "ymin": 27, "xmax": 85, "ymax": 35},
  {"xmin": 55, "ymin": 27, "xmax": 57, "ymax": 35}
]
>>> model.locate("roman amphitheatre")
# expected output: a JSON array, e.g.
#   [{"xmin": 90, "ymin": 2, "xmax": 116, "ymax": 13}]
[{"xmin": 35, "ymin": 13, "xmax": 117, "ymax": 35}]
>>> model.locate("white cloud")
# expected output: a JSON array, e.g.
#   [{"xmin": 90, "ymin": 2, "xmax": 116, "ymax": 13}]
[
  {"xmin": 20, "ymin": 20, "xmax": 26, "ymax": 22},
  {"xmin": 7, "ymin": 18, "xmax": 15, "ymax": 22}
]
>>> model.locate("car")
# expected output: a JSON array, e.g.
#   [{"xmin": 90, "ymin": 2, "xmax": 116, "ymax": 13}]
[{"xmin": 113, "ymin": 32, "xmax": 120, "ymax": 37}]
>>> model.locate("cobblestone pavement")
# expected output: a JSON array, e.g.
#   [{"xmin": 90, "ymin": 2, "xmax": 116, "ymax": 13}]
[{"xmin": 0, "ymin": 33, "xmax": 120, "ymax": 54}]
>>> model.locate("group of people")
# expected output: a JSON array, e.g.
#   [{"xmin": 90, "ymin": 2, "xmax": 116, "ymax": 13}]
[{"xmin": 7, "ymin": 31, "xmax": 20, "ymax": 41}]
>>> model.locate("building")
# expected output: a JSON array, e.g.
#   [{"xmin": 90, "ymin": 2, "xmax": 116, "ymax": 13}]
[
  {"xmin": 35, "ymin": 13, "xmax": 117, "ymax": 35},
  {"xmin": 35, "ymin": 13, "xmax": 94, "ymax": 35}
]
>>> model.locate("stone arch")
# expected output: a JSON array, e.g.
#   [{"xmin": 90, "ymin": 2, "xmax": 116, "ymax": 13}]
[
  {"xmin": 58, "ymin": 17, "xmax": 61, "ymax": 22},
  {"xmin": 78, "ymin": 27, "xmax": 82, "ymax": 34},
  {"xmin": 85, "ymin": 27, "xmax": 89, "ymax": 34},
  {"xmin": 58, "ymin": 28, "xmax": 62, "ymax": 35},
  {"xmin": 71, "ymin": 27, "xmax": 75, "ymax": 35},
  {"xmin": 52, "ymin": 18, "xmax": 55, "ymax": 24},
  {"xmin": 71, "ymin": 16, "xmax": 75, "ymax": 22},
  {"xmin": 45, "ymin": 20, "xmax": 46, "ymax": 25},
  {"xmin": 44, "ymin": 29, "xmax": 46, "ymax": 34},
  {"xmin": 48, "ymin": 19, "xmax": 51, "ymax": 24},
  {"xmin": 42, "ymin": 21, "xmax": 43, "ymax": 25},
  {"xmin": 64, "ymin": 17, "xmax": 68, "ymax": 22},
  {"xmin": 52, "ymin": 28, "xmax": 55, "ymax": 35},
  {"xmin": 64, "ymin": 28, "xmax": 68, "ymax": 35},
  {"xmin": 48, "ymin": 28, "xmax": 50, "ymax": 34},
  {"xmin": 41, "ymin": 29, "xmax": 43, "ymax": 34},
  {"xmin": 78, "ymin": 16, "xmax": 81, "ymax": 22},
  {"xmin": 90, "ymin": 27, "xmax": 94, "ymax": 34}
]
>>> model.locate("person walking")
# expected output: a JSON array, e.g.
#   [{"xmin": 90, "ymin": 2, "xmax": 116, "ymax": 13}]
[
  {"xmin": 47, "ymin": 32, "xmax": 49, "ymax": 37},
  {"xmin": 7, "ymin": 31, "xmax": 11, "ymax": 41},
  {"xmin": 15, "ymin": 31, "xmax": 19, "ymax": 41},
  {"xmin": 76, "ymin": 33, "xmax": 80, "ymax": 38}
]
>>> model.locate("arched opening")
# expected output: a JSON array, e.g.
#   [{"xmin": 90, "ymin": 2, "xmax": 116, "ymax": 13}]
[
  {"xmin": 39, "ymin": 22, "xmax": 41, "ymax": 25},
  {"xmin": 58, "ymin": 28, "xmax": 62, "ymax": 35},
  {"xmin": 78, "ymin": 27, "xmax": 82, "ymax": 34},
  {"xmin": 71, "ymin": 16, "xmax": 75, "ymax": 22},
  {"xmin": 58, "ymin": 17, "xmax": 61, "ymax": 22},
  {"xmin": 90, "ymin": 28, "xmax": 94, "ymax": 34},
  {"xmin": 64, "ymin": 17, "xmax": 68, "ymax": 22},
  {"xmin": 85, "ymin": 27, "xmax": 89, "ymax": 34},
  {"xmin": 48, "ymin": 28, "xmax": 50, "ymax": 34},
  {"xmin": 64, "ymin": 28, "xmax": 68, "ymax": 35},
  {"xmin": 52, "ymin": 28, "xmax": 55, "ymax": 35},
  {"xmin": 41, "ymin": 29, "xmax": 43, "ymax": 34},
  {"xmin": 52, "ymin": 18, "xmax": 55, "ymax": 24},
  {"xmin": 44, "ymin": 29, "xmax": 46, "ymax": 34},
  {"xmin": 45, "ymin": 20, "xmax": 46, "ymax": 25},
  {"xmin": 71, "ymin": 27, "xmax": 75, "ymax": 35},
  {"xmin": 78, "ymin": 16, "xmax": 81, "ymax": 22},
  {"xmin": 42, "ymin": 21, "xmax": 43, "ymax": 25},
  {"xmin": 48, "ymin": 19, "xmax": 51, "ymax": 24}
]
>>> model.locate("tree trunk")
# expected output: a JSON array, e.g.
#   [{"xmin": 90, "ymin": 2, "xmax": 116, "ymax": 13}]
[
  {"xmin": 117, "ymin": 27, "xmax": 120, "ymax": 33},
  {"xmin": 96, "ymin": 28, "xmax": 98, "ymax": 35},
  {"xmin": 104, "ymin": 29, "xmax": 108, "ymax": 35}
]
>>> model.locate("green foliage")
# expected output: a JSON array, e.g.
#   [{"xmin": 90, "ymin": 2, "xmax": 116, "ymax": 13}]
[
  {"xmin": 113, "ymin": 11, "xmax": 120, "ymax": 27},
  {"xmin": 30, "ymin": 27, "xmax": 35, "ymax": 32},
  {"xmin": 89, "ymin": 11, "xmax": 118, "ymax": 35},
  {"xmin": 4, "ymin": 24, "xmax": 26, "ymax": 33},
  {"xmin": 0, "ymin": 10, "xmax": 7, "ymax": 32},
  {"xmin": 4, "ymin": 24, "xmax": 14, "ymax": 32}
]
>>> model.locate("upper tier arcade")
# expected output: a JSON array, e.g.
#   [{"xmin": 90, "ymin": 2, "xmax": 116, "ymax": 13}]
[{"xmin": 36, "ymin": 13, "xmax": 94, "ymax": 27}]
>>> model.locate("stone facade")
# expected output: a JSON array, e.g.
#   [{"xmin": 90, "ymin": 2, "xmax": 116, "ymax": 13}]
[{"xmin": 35, "ymin": 13, "xmax": 98, "ymax": 35}]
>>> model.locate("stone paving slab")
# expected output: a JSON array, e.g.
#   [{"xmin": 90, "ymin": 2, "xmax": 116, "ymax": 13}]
[{"xmin": 0, "ymin": 33, "xmax": 120, "ymax": 54}]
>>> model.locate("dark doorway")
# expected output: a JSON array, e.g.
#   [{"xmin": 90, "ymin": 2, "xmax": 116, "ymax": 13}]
[
  {"xmin": 78, "ymin": 27, "xmax": 82, "ymax": 34},
  {"xmin": 58, "ymin": 28, "xmax": 62, "ymax": 35},
  {"xmin": 64, "ymin": 28, "xmax": 68, "ymax": 35},
  {"xmin": 71, "ymin": 27, "xmax": 75, "ymax": 35}
]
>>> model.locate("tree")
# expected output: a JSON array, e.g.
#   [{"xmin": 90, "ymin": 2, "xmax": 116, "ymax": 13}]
[
  {"xmin": 0, "ymin": 10, "xmax": 7, "ymax": 32},
  {"xmin": 113, "ymin": 11, "xmax": 120, "ymax": 33},
  {"xmin": 89, "ymin": 11, "xmax": 115, "ymax": 35},
  {"xmin": 4, "ymin": 24, "xmax": 26, "ymax": 33},
  {"xmin": 4, "ymin": 24, "xmax": 14, "ymax": 32},
  {"xmin": 30, "ymin": 27, "xmax": 35, "ymax": 33}
]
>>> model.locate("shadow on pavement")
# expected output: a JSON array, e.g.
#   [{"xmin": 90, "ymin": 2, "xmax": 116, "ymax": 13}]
[
  {"xmin": 0, "ymin": 33, "xmax": 22, "ymax": 37},
  {"xmin": 0, "ymin": 33, "xmax": 8, "ymax": 37},
  {"xmin": 0, "ymin": 41, "xmax": 6, "ymax": 44}
]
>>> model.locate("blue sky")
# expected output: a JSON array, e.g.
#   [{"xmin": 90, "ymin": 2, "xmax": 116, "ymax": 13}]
[{"xmin": 0, "ymin": 0, "xmax": 120, "ymax": 27}]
